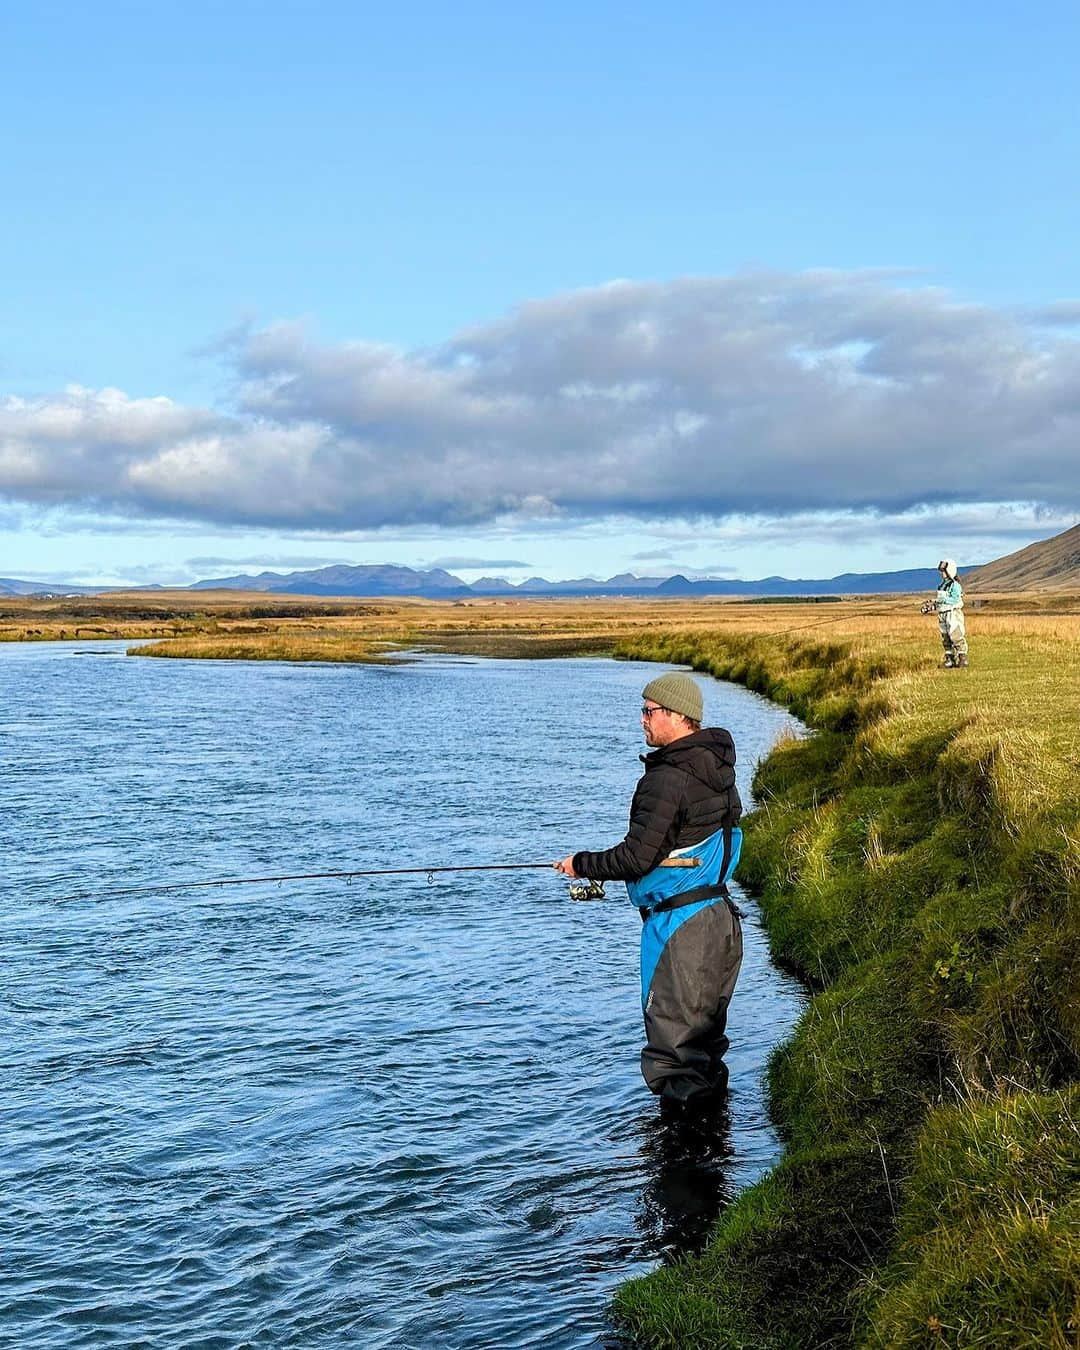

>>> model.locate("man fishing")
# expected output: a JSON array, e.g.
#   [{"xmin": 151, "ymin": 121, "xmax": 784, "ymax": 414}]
[{"xmin": 554, "ymin": 672, "xmax": 743, "ymax": 1106}]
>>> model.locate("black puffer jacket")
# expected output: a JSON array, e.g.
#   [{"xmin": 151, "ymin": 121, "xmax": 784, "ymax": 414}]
[{"xmin": 572, "ymin": 728, "xmax": 742, "ymax": 882}]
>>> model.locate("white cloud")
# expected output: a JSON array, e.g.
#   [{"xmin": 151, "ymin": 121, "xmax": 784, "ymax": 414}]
[
  {"xmin": 2, "ymin": 273, "xmax": 1080, "ymax": 531},
  {"xmin": 424, "ymin": 555, "xmax": 533, "ymax": 569},
  {"xmin": 186, "ymin": 554, "xmax": 355, "ymax": 570}
]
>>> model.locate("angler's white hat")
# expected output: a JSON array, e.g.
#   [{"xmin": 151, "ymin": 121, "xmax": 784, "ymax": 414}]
[{"xmin": 938, "ymin": 559, "xmax": 958, "ymax": 580}]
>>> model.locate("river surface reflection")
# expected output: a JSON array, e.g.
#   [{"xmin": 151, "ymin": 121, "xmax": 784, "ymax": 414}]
[{"xmin": 1, "ymin": 644, "xmax": 806, "ymax": 1348}]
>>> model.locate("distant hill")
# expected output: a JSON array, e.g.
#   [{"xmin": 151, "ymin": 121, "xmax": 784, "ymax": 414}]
[
  {"xmin": 188, "ymin": 563, "xmax": 465, "ymax": 594},
  {"xmin": 966, "ymin": 522, "xmax": 1080, "ymax": 591},
  {"xmin": 0, "ymin": 577, "xmax": 117, "ymax": 596}
]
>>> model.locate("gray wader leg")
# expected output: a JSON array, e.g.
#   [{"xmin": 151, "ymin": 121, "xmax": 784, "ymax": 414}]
[
  {"xmin": 939, "ymin": 612, "xmax": 956, "ymax": 663},
  {"xmin": 642, "ymin": 901, "xmax": 743, "ymax": 1102}
]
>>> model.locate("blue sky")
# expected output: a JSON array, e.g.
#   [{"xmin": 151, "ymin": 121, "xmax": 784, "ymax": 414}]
[{"xmin": 3, "ymin": 1, "xmax": 1079, "ymax": 585}]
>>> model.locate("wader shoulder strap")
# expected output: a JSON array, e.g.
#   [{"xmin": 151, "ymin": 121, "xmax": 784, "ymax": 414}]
[{"xmin": 718, "ymin": 820, "xmax": 734, "ymax": 886}]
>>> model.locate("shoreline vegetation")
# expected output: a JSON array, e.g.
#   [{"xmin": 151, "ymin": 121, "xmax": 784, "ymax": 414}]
[
  {"xmin": 7, "ymin": 592, "xmax": 1079, "ymax": 1345},
  {"xmin": 610, "ymin": 626, "xmax": 1079, "ymax": 1348}
]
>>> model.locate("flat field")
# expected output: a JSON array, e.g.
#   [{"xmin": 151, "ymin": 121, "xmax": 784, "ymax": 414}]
[{"xmin": 3, "ymin": 587, "xmax": 1080, "ymax": 660}]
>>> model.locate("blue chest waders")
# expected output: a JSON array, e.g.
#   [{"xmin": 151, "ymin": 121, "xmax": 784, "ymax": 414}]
[{"xmin": 627, "ymin": 826, "xmax": 744, "ymax": 1102}]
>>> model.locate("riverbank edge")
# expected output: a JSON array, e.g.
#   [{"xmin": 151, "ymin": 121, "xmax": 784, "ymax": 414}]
[{"xmin": 609, "ymin": 632, "xmax": 1079, "ymax": 1349}]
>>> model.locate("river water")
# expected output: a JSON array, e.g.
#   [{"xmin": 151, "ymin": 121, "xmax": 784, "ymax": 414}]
[{"xmin": 1, "ymin": 643, "xmax": 806, "ymax": 1349}]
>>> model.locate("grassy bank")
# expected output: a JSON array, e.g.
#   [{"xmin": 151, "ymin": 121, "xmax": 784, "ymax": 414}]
[{"xmin": 610, "ymin": 627, "xmax": 1079, "ymax": 1348}]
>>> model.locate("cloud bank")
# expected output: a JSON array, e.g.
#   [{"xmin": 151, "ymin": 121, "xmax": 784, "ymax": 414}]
[{"xmin": 3, "ymin": 272, "xmax": 1079, "ymax": 531}]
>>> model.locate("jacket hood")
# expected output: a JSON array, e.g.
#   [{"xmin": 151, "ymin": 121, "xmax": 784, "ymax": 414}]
[{"xmin": 643, "ymin": 727, "xmax": 736, "ymax": 790}]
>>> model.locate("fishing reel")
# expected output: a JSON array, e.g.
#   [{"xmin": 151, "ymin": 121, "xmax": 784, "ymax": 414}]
[
  {"xmin": 568, "ymin": 877, "xmax": 606, "ymax": 902},
  {"xmin": 919, "ymin": 600, "xmax": 939, "ymax": 615}
]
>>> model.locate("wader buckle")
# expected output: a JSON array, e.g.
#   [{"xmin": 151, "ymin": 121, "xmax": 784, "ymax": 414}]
[{"xmin": 639, "ymin": 882, "xmax": 745, "ymax": 922}]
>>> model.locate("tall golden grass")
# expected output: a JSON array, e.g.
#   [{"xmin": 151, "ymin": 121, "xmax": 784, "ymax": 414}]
[{"xmin": 6, "ymin": 588, "xmax": 1080, "ymax": 655}]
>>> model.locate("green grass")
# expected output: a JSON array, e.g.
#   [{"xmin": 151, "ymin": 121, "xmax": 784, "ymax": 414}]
[
  {"xmin": 860, "ymin": 1086, "xmax": 1080, "ymax": 1348},
  {"xmin": 611, "ymin": 629, "xmax": 1080, "ymax": 1348}
]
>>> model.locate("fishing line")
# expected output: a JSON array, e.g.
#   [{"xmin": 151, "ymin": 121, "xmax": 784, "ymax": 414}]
[{"xmin": 754, "ymin": 604, "xmax": 914, "ymax": 639}]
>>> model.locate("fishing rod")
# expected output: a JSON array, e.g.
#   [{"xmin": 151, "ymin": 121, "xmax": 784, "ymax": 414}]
[{"xmin": 82, "ymin": 856, "xmax": 700, "ymax": 902}]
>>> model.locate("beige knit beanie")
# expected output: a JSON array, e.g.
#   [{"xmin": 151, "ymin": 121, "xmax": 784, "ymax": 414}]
[{"xmin": 641, "ymin": 672, "xmax": 703, "ymax": 722}]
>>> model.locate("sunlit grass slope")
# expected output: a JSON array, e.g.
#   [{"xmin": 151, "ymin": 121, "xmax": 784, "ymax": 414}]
[{"xmin": 610, "ymin": 622, "xmax": 1080, "ymax": 1349}]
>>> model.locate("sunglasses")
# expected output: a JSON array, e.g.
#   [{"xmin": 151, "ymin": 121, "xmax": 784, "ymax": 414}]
[{"xmin": 641, "ymin": 705, "xmax": 669, "ymax": 719}]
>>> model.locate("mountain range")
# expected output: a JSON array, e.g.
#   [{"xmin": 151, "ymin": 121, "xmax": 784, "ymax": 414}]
[
  {"xmin": 4, "ymin": 520, "xmax": 1077, "ymax": 598},
  {"xmin": 186, "ymin": 562, "xmax": 975, "ymax": 597},
  {"xmin": 2, "ymin": 563, "xmax": 970, "ymax": 599}
]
